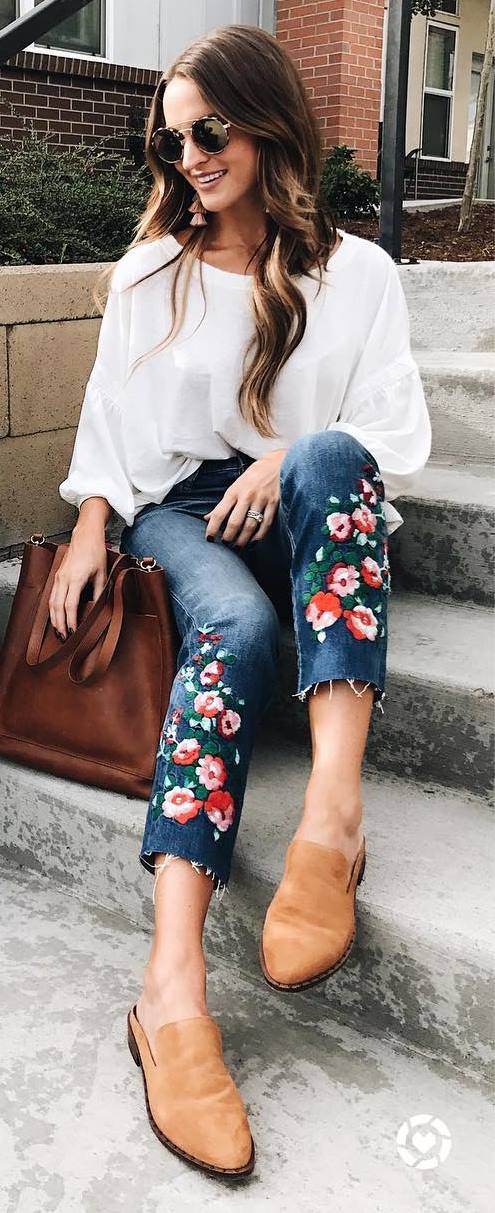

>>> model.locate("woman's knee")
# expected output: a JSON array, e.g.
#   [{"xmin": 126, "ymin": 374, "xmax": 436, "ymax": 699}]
[{"xmin": 281, "ymin": 430, "xmax": 366, "ymax": 484}]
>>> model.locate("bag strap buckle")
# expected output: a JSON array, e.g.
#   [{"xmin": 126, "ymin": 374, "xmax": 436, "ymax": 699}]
[{"xmin": 137, "ymin": 556, "xmax": 157, "ymax": 572}]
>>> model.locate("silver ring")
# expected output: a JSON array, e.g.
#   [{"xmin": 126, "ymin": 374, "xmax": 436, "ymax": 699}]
[{"xmin": 246, "ymin": 508, "xmax": 264, "ymax": 525}]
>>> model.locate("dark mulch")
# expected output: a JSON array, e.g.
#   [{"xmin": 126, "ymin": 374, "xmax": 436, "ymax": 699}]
[{"xmin": 344, "ymin": 202, "xmax": 494, "ymax": 262}]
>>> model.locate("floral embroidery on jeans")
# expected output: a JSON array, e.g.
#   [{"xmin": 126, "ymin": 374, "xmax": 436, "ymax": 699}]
[
  {"xmin": 302, "ymin": 464, "xmax": 390, "ymax": 644},
  {"xmin": 151, "ymin": 625, "xmax": 243, "ymax": 841}
]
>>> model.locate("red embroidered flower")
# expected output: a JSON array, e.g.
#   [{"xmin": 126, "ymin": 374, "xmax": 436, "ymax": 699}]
[
  {"xmin": 326, "ymin": 511, "xmax": 353, "ymax": 541},
  {"xmin": 205, "ymin": 789, "xmax": 235, "ymax": 832},
  {"xmin": 196, "ymin": 754, "xmax": 228, "ymax": 791},
  {"xmin": 326, "ymin": 562, "xmax": 360, "ymax": 598},
  {"xmin": 217, "ymin": 709, "xmax": 241, "ymax": 739},
  {"xmin": 358, "ymin": 478, "xmax": 378, "ymax": 507},
  {"xmin": 172, "ymin": 738, "xmax": 202, "ymax": 766},
  {"xmin": 360, "ymin": 556, "xmax": 383, "ymax": 588},
  {"xmin": 352, "ymin": 505, "xmax": 376, "ymax": 534},
  {"xmin": 171, "ymin": 708, "xmax": 183, "ymax": 725},
  {"xmin": 343, "ymin": 605, "xmax": 379, "ymax": 641},
  {"xmin": 193, "ymin": 690, "xmax": 224, "ymax": 717},
  {"xmin": 198, "ymin": 631, "xmax": 223, "ymax": 645},
  {"xmin": 199, "ymin": 660, "xmax": 224, "ymax": 687},
  {"xmin": 162, "ymin": 786, "xmax": 203, "ymax": 824},
  {"xmin": 305, "ymin": 591, "xmax": 343, "ymax": 631}
]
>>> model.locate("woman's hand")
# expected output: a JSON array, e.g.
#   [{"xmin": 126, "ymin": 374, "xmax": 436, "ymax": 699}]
[
  {"xmin": 48, "ymin": 522, "xmax": 108, "ymax": 640},
  {"xmin": 204, "ymin": 449, "xmax": 286, "ymax": 548}
]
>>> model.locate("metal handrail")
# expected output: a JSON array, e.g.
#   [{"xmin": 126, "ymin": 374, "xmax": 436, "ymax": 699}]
[{"xmin": 0, "ymin": 0, "xmax": 94, "ymax": 62}]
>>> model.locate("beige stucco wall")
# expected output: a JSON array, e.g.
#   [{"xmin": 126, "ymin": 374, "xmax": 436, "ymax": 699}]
[
  {"xmin": 406, "ymin": 0, "xmax": 490, "ymax": 162},
  {"xmin": 0, "ymin": 264, "xmax": 108, "ymax": 552}
]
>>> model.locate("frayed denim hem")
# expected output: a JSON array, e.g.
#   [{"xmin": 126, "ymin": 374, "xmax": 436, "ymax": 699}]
[
  {"xmin": 293, "ymin": 677, "xmax": 385, "ymax": 714},
  {"xmin": 139, "ymin": 849, "xmax": 228, "ymax": 902}
]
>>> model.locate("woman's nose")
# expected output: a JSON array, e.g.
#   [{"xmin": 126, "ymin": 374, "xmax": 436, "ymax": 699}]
[{"xmin": 181, "ymin": 135, "xmax": 210, "ymax": 175}]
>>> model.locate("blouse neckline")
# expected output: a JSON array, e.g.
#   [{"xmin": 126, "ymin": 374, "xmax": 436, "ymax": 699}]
[{"xmin": 163, "ymin": 228, "xmax": 348, "ymax": 288}]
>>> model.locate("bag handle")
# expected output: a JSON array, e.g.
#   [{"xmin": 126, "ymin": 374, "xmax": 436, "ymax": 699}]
[
  {"xmin": 68, "ymin": 564, "xmax": 133, "ymax": 685},
  {"xmin": 25, "ymin": 549, "xmax": 133, "ymax": 672}
]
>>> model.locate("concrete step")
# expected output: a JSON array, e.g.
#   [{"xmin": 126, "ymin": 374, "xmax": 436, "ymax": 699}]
[
  {"xmin": 391, "ymin": 462, "xmax": 494, "ymax": 605},
  {"xmin": 2, "ymin": 860, "xmax": 492, "ymax": 1212},
  {"xmin": 399, "ymin": 260, "xmax": 495, "ymax": 354},
  {"xmin": 276, "ymin": 592, "xmax": 494, "ymax": 795},
  {"xmin": 1, "ymin": 560, "xmax": 493, "ymax": 793},
  {"xmin": 415, "ymin": 353, "xmax": 495, "ymax": 465},
  {"xmin": 1, "ymin": 746, "xmax": 493, "ymax": 1078}
]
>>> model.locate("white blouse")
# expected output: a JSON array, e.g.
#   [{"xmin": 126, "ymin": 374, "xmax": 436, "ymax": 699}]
[{"xmin": 59, "ymin": 228, "xmax": 431, "ymax": 534}]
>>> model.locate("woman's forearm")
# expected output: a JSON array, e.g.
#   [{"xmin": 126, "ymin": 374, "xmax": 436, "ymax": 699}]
[{"xmin": 74, "ymin": 496, "xmax": 111, "ymax": 535}]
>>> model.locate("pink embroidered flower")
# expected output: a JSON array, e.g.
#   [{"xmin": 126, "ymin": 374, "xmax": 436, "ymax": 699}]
[
  {"xmin": 162, "ymin": 786, "xmax": 203, "ymax": 824},
  {"xmin": 361, "ymin": 557, "xmax": 383, "ymax": 589},
  {"xmin": 172, "ymin": 738, "xmax": 202, "ymax": 766},
  {"xmin": 193, "ymin": 690, "xmax": 224, "ymax": 718},
  {"xmin": 326, "ymin": 562, "xmax": 360, "ymax": 598},
  {"xmin": 196, "ymin": 754, "xmax": 228, "ymax": 791},
  {"xmin": 205, "ymin": 790, "xmax": 235, "ymax": 832},
  {"xmin": 343, "ymin": 605, "xmax": 379, "ymax": 641},
  {"xmin": 352, "ymin": 505, "xmax": 377, "ymax": 534},
  {"xmin": 326, "ymin": 511, "xmax": 353, "ymax": 541},
  {"xmin": 305, "ymin": 591, "xmax": 343, "ymax": 631},
  {"xmin": 358, "ymin": 478, "xmax": 378, "ymax": 507},
  {"xmin": 217, "ymin": 709, "xmax": 241, "ymax": 739},
  {"xmin": 199, "ymin": 660, "xmax": 225, "ymax": 687},
  {"xmin": 171, "ymin": 708, "xmax": 183, "ymax": 725}
]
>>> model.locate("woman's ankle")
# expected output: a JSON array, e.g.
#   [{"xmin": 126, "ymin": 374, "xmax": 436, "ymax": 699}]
[{"xmin": 141, "ymin": 953, "xmax": 208, "ymax": 1023}]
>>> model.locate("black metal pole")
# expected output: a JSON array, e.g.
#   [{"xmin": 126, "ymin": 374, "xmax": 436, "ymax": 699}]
[
  {"xmin": 378, "ymin": 0, "xmax": 413, "ymax": 261},
  {"xmin": 0, "ymin": 0, "xmax": 94, "ymax": 62}
]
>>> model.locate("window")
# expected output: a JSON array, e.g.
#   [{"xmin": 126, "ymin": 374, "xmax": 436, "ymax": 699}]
[
  {"xmin": 33, "ymin": 0, "xmax": 104, "ymax": 56},
  {"xmin": 435, "ymin": 2, "xmax": 458, "ymax": 14},
  {"xmin": 421, "ymin": 23, "xmax": 457, "ymax": 157},
  {"xmin": 0, "ymin": 0, "xmax": 16, "ymax": 31}
]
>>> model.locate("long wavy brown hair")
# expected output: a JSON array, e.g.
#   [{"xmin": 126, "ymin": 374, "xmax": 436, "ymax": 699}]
[{"xmin": 95, "ymin": 24, "xmax": 337, "ymax": 439}]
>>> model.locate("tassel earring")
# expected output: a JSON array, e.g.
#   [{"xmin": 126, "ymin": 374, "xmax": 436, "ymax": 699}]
[{"xmin": 189, "ymin": 192, "xmax": 208, "ymax": 226}]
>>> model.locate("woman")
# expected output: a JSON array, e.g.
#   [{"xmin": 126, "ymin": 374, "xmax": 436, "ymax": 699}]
[{"xmin": 54, "ymin": 25, "xmax": 430, "ymax": 1179}]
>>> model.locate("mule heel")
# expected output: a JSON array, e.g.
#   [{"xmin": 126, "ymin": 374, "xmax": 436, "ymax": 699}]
[{"xmin": 127, "ymin": 1012, "xmax": 141, "ymax": 1068}]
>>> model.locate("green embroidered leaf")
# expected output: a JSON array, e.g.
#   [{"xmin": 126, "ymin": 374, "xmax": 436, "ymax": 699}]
[
  {"xmin": 164, "ymin": 775, "xmax": 172, "ymax": 788},
  {"xmin": 152, "ymin": 803, "xmax": 163, "ymax": 821},
  {"xmin": 327, "ymin": 495, "xmax": 340, "ymax": 504},
  {"xmin": 195, "ymin": 785, "xmax": 209, "ymax": 801},
  {"xmin": 349, "ymin": 493, "xmax": 360, "ymax": 503},
  {"xmin": 222, "ymin": 654, "xmax": 237, "ymax": 664},
  {"xmin": 315, "ymin": 546, "xmax": 324, "ymax": 562},
  {"xmin": 189, "ymin": 717, "xmax": 201, "ymax": 728},
  {"xmin": 346, "ymin": 551, "xmax": 361, "ymax": 566},
  {"xmin": 356, "ymin": 533, "xmax": 368, "ymax": 546},
  {"xmin": 204, "ymin": 739, "xmax": 220, "ymax": 755},
  {"xmin": 320, "ymin": 525, "xmax": 328, "ymax": 535},
  {"xmin": 200, "ymin": 717, "xmax": 211, "ymax": 732},
  {"xmin": 304, "ymin": 571, "xmax": 313, "ymax": 581},
  {"xmin": 342, "ymin": 595, "xmax": 356, "ymax": 610},
  {"xmin": 311, "ymin": 582, "xmax": 320, "ymax": 595},
  {"xmin": 317, "ymin": 630, "xmax": 326, "ymax": 642},
  {"xmin": 216, "ymin": 649, "xmax": 226, "ymax": 659},
  {"xmin": 303, "ymin": 592, "xmax": 312, "ymax": 605}
]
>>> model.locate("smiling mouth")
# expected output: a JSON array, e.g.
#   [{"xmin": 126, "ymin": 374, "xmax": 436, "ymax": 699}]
[{"xmin": 194, "ymin": 170, "xmax": 228, "ymax": 186}]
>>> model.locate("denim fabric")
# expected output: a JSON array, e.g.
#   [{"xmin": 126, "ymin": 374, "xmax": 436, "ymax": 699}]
[{"xmin": 120, "ymin": 431, "xmax": 390, "ymax": 890}]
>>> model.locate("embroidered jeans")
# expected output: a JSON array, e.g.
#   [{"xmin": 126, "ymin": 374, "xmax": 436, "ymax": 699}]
[{"xmin": 120, "ymin": 431, "xmax": 390, "ymax": 892}]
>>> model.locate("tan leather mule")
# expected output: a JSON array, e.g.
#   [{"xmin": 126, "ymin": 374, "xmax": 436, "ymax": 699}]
[
  {"xmin": 127, "ymin": 1005, "xmax": 255, "ymax": 1177},
  {"xmin": 260, "ymin": 837, "xmax": 366, "ymax": 991}
]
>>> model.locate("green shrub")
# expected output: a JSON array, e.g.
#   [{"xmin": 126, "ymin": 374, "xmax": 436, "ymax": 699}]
[
  {"xmin": 320, "ymin": 145, "xmax": 379, "ymax": 222},
  {"xmin": 0, "ymin": 130, "xmax": 151, "ymax": 265}
]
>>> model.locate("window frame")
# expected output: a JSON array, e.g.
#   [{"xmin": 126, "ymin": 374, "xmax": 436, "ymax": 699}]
[
  {"xmin": 420, "ymin": 18, "xmax": 458, "ymax": 162},
  {"xmin": 435, "ymin": 1, "xmax": 459, "ymax": 16},
  {"xmin": 19, "ymin": 0, "xmax": 108, "ymax": 61}
]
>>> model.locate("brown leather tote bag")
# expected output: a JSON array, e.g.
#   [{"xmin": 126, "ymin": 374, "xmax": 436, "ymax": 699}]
[{"xmin": 0, "ymin": 536, "xmax": 179, "ymax": 798}]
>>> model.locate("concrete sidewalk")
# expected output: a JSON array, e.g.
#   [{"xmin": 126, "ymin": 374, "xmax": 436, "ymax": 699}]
[{"xmin": 0, "ymin": 861, "xmax": 492, "ymax": 1213}]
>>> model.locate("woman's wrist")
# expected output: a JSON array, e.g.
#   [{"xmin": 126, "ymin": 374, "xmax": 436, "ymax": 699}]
[{"xmin": 74, "ymin": 496, "xmax": 110, "ymax": 538}]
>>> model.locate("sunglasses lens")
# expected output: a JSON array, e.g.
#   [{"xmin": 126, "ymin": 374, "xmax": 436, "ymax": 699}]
[
  {"xmin": 152, "ymin": 128, "xmax": 182, "ymax": 163},
  {"xmin": 193, "ymin": 117, "xmax": 229, "ymax": 154}
]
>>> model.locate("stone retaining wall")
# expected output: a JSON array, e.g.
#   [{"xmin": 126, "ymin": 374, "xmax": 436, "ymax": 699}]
[{"xmin": 0, "ymin": 263, "xmax": 106, "ymax": 555}]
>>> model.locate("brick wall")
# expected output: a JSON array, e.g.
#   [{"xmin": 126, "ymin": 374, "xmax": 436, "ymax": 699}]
[
  {"xmin": 0, "ymin": 50, "xmax": 161, "ymax": 163},
  {"xmin": 275, "ymin": 0, "xmax": 384, "ymax": 175},
  {"xmin": 404, "ymin": 160, "xmax": 468, "ymax": 201}
]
